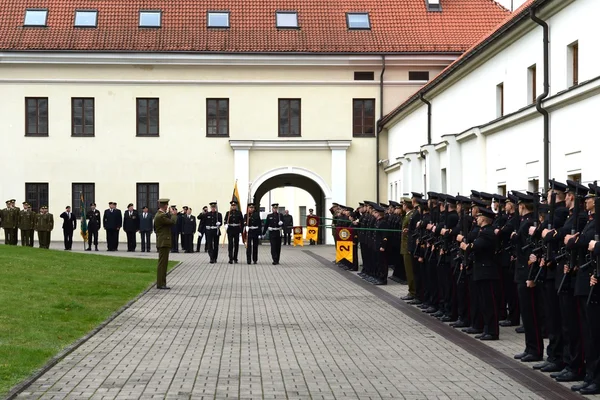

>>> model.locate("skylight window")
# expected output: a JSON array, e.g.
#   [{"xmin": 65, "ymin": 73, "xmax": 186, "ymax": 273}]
[
  {"xmin": 139, "ymin": 11, "xmax": 161, "ymax": 28},
  {"xmin": 276, "ymin": 12, "xmax": 298, "ymax": 28},
  {"xmin": 207, "ymin": 12, "xmax": 230, "ymax": 28},
  {"xmin": 346, "ymin": 13, "xmax": 370, "ymax": 30},
  {"xmin": 24, "ymin": 9, "xmax": 48, "ymax": 26},
  {"xmin": 74, "ymin": 10, "xmax": 98, "ymax": 27},
  {"xmin": 426, "ymin": 0, "xmax": 442, "ymax": 12}
]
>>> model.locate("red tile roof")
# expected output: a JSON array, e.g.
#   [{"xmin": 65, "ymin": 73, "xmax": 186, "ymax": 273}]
[
  {"xmin": 380, "ymin": 0, "xmax": 539, "ymax": 126},
  {"xmin": 0, "ymin": 0, "xmax": 510, "ymax": 53}
]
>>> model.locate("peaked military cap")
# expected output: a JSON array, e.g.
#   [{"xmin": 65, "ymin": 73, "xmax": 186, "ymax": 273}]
[
  {"xmin": 506, "ymin": 194, "xmax": 518, "ymax": 203},
  {"xmin": 10, "ymin": 199, "xmax": 16, "ymax": 202},
  {"xmin": 209, "ymin": 201, "xmax": 217, "ymax": 206},
  {"xmin": 479, "ymin": 192, "xmax": 494, "ymax": 201},
  {"xmin": 90, "ymin": 202, "xmax": 96, "ymax": 206},
  {"xmin": 587, "ymin": 183, "xmax": 600, "ymax": 198},
  {"xmin": 309, "ymin": 208, "xmax": 314, "ymax": 211},
  {"xmin": 358, "ymin": 202, "xmax": 365, "ymax": 206},
  {"xmin": 455, "ymin": 195, "xmax": 471, "ymax": 204},
  {"xmin": 438, "ymin": 193, "xmax": 447, "ymax": 202},
  {"xmin": 417, "ymin": 198, "xmax": 428, "ymax": 205},
  {"xmin": 229, "ymin": 201, "xmax": 237, "ymax": 205},
  {"xmin": 445, "ymin": 195, "xmax": 457, "ymax": 205},
  {"xmin": 379, "ymin": 203, "xmax": 389, "ymax": 208},
  {"xmin": 388, "ymin": 200, "xmax": 399, "ymax": 207},
  {"xmin": 401, "ymin": 197, "xmax": 412, "ymax": 204},
  {"xmin": 332, "ymin": 202, "xmax": 339, "ymax": 206},
  {"xmin": 566, "ymin": 180, "xmax": 589, "ymax": 196},
  {"xmin": 471, "ymin": 190, "xmax": 482, "ymax": 199},
  {"xmin": 248, "ymin": 202, "xmax": 255, "ymax": 206},
  {"xmin": 427, "ymin": 192, "xmax": 439, "ymax": 200},
  {"xmin": 271, "ymin": 203, "xmax": 279, "ymax": 207},
  {"xmin": 345, "ymin": 206, "xmax": 354, "ymax": 212},
  {"xmin": 471, "ymin": 197, "xmax": 488, "ymax": 207},
  {"xmin": 476, "ymin": 208, "xmax": 496, "ymax": 219},
  {"xmin": 512, "ymin": 191, "xmax": 533, "ymax": 204},
  {"xmin": 158, "ymin": 198, "xmax": 170, "ymax": 204},
  {"xmin": 492, "ymin": 194, "xmax": 507, "ymax": 202},
  {"xmin": 549, "ymin": 179, "xmax": 568, "ymax": 192},
  {"xmin": 5, "ymin": 200, "xmax": 10, "ymax": 204},
  {"xmin": 411, "ymin": 192, "xmax": 423, "ymax": 199}
]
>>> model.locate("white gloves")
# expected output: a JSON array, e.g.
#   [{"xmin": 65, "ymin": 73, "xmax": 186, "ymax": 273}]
[
  {"xmin": 278, "ymin": 221, "xmax": 283, "ymax": 226},
  {"xmin": 216, "ymin": 222, "xmax": 221, "ymax": 226},
  {"xmin": 225, "ymin": 224, "xmax": 229, "ymax": 230},
  {"xmin": 258, "ymin": 235, "xmax": 262, "ymax": 239}
]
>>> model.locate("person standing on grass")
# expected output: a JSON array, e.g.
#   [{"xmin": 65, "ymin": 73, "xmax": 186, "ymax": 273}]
[
  {"xmin": 154, "ymin": 198, "xmax": 178, "ymax": 290},
  {"xmin": 36, "ymin": 206, "xmax": 53, "ymax": 249}
]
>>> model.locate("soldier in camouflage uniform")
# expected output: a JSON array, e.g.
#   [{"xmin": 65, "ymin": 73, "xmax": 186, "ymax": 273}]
[
  {"xmin": 19, "ymin": 202, "xmax": 36, "ymax": 246},
  {"xmin": 36, "ymin": 206, "xmax": 54, "ymax": 249},
  {"xmin": 2, "ymin": 199, "xmax": 18, "ymax": 245}
]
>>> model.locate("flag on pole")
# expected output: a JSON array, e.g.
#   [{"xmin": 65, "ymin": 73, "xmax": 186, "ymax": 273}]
[
  {"xmin": 79, "ymin": 192, "xmax": 88, "ymax": 241},
  {"xmin": 232, "ymin": 180, "xmax": 241, "ymax": 205}
]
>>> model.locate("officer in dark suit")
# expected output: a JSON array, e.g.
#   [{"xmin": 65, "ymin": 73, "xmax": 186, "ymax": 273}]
[
  {"xmin": 196, "ymin": 206, "xmax": 208, "ymax": 252},
  {"xmin": 103, "ymin": 202, "xmax": 122, "ymax": 251},
  {"xmin": 123, "ymin": 203, "xmax": 140, "ymax": 252},
  {"xmin": 182, "ymin": 207, "xmax": 197, "ymax": 253},
  {"xmin": 86, "ymin": 202, "xmax": 101, "ymax": 251},
  {"xmin": 177, "ymin": 206, "xmax": 188, "ymax": 251},
  {"xmin": 263, "ymin": 203, "xmax": 283, "ymax": 265},
  {"xmin": 224, "ymin": 201, "xmax": 244, "ymax": 263},
  {"xmin": 245, "ymin": 203, "xmax": 262, "ymax": 264},
  {"xmin": 170, "ymin": 205, "xmax": 180, "ymax": 253},
  {"xmin": 205, "ymin": 202, "xmax": 223, "ymax": 263},
  {"xmin": 139, "ymin": 206, "xmax": 153, "ymax": 252},
  {"xmin": 60, "ymin": 206, "xmax": 77, "ymax": 250}
]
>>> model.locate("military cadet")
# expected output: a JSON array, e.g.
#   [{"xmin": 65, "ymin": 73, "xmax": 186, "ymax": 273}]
[
  {"xmin": 263, "ymin": 203, "xmax": 284, "ymax": 265},
  {"xmin": 182, "ymin": 207, "xmax": 197, "ymax": 253},
  {"xmin": 103, "ymin": 202, "xmax": 122, "ymax": 251},
  {"xmin": 244, "ymin": 203, "xmax": 262, "ymax": 264},
  {"xmin": 400, "ymin": 198, "xmax": 417, "ymax": 300},
  {"xmin": 450, "ymin": 195, "xmax": 474, "ymax": 329},
  {"xmin": 19, "ymin": 202, "xmax": 35, "ymax": 247},
  {"xmin": 224, "ymin": 201, "xmax": 244, "ymax": 263},
  {"xmin": 497, "ymin": 194, "xmax": 521, "ymax": 328},
  {"xmin": 139, "ymin": 206, "xmax": 153, "ymax": 253},
  {"xmin": 414, "ymin": 198, "xmax": 432, "ymax": 305},
  {"xmin": 36, "ymin": 205, "xmax": 54, "ymax": 249},
  {"xmin": 282, "ymin": 210, "xmax": 293, "ymax": 246},
  {"xmin": 123, "ymin": 203, "xmax": 140, "ymax": 252},
  {"xmin": 86, "ymin": 203, "xmax": 101, "ymax": 251},
  {"xmin": 371, "ymin": 203, "xmax": 389, "ymax": 285},
  {"xmin": 205, "ymin": 202, "xmax": 222, "ymax": 263},
  {"xmin": 154, "ymin": 198, "xmax": 178, "ymax": 289},
  {"xmin": 60, "ymin": 206, "xmax": 77, "ymax": 251},
  {"xmin": 357, "ymin": 202, "xmax": 372, "ymax": 279},
  {"xmin": 436, "ymin": 195, "xmax": 460, "ymax": 321},
  {"xmin": 584, "ymin": 203, "xmax": 600, "ymax": 395},
  {"xmin": 196, "ymin": 206, "xmax": 208, "ymax": 252}
]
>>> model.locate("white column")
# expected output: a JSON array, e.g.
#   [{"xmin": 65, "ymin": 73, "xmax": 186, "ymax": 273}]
[{"xmin": 234, "ymin": 148, "xmax": 250, "ymax": 207}]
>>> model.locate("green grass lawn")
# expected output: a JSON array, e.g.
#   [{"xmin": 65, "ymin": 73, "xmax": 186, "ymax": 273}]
[{"xmin": 0, "ymin": 245, "xmax": 178, "ymax": 397}]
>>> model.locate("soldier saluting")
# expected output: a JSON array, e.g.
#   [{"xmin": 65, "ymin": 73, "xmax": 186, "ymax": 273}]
[
  {"xmin": 244, "ymin": 203, "xmax": 262, "ymax": 264},
  {"xmin": 263, "ymin": 203, "xmax": 283, "ymax": 265},
  {"xmin": 154, "ymin": 198, "xmax": 178, "ymax": 290},
  {"xmin": 86, "ymin": 202, "xmax": 101, "ymax": 251}
]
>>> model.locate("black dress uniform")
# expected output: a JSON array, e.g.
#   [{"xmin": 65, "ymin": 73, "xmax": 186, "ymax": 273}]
[
  {"xmin": 205, "ymin": 203, "xmax": 223, "ymax": 263},
  {"xmin": 86, "ymin": 205, "xmax": 101, "ymax": 251},
  {"xmin": 263, "ymin": 204, "xmax": 283, "ymax": 265},
  {"xmin": 103, "ymin": 203, "xmax": 122, "ymax": 251},
  {"xmin": 244, "ymin": 206, "xmax": 262, "ymax": 264},
  {"xmin": 224, "ymin": 203, "xmax": 244, "ymax": 263},
  {"xmin": 182, "ymin": 212, "xmax": 197, "ymax": 253},
  {"xmin": 60, "ymin": 208, "xmax": 77, "ymax": 250},
  {"xmin": 196, "ymin": 210, "xmax": 207, "ymax": 252},
  {"xmin": 282, "ymin": 212, "xmax": 293, "ymax": 246},
  {"xmin": 123, "ymin": 206, "xmax": 140, "ymax": 252},
  {"xmin": 374, "ymin": 205, "xmax": 390, "ymax": 285}
]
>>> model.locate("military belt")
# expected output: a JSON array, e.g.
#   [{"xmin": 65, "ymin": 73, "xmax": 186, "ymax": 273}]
[
  {"xmin": 229, "ymin": 223, "xmax": 240, "ymax": 227},
  {"xmin": 268, "ymin": 227, "xmax": 282, "ymax": 231},
  {"xmin": 206, "ymin": 226, "xmax": 219, "ymax": 230},
  {"xmin": 248, "ymin": 226, "xmax": 259, "ymax": 230}
]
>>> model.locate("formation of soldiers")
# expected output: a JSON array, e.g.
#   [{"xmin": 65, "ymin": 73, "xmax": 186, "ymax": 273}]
[
  {"xmin": 329, "ymin": 180, "xmax": 600, "ymax": 395},
  {"xmin": 0, "ymin": 200, "xmax": 53, "ymax": 248}
]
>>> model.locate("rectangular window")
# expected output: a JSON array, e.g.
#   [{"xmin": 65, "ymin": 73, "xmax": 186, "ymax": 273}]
[
  {"xmin": 568, "ymin": 41, "xmax": 579, "ymax": 87},
  {"xmin": 528, "ymin": 179, "xmax": 539, "ymax": 194},
  {"xmin": 206, "ymin": 98, "xmax": 229, "ymax": 136},
  {"xmin": 409, "ymin": 71, "xmax": 430, "ymax": 81},
  {"xmin": 207, "ymin": 11, "xmax": 230, "ymax": 28},
  {"xmin": 25, "ymin": 183, "xmax": 49, "ymax": 213},
  {"xmin": 497, "ymin": 184, "xmax": 507, "ymax": 196},
  {"xmin": 25, "ymin": 97, "xmax": 49, "ymax": 136},
  {"xmin": 354, "ymin": 71, "xmax": 374, "ymax": 81},
  {"xmin": 299, "ymin": 206, "xmax": 307, "ymax": 226},
  {"xmin": 426, "ymin": 0, "xmax": 442, "ymax": 12},
  {"xmin": 139, "ymin": 11, "xmax": 161, "ymax": 27},
  {"xmin": 496, "ymin": 83, "xmax": 504, "ymax": 118},
  {"xmin": 24, "ymin": 9, "xmax": 48, "ymax": 26},
  {"xmin": 72, "ymin": 98, "xmax": 95, "ymax": 136},
  {"xmin": 352, "ymin": 99, "xmax": 375, "ymax": 136},
  {"xmin": 568, "ymin": 173, "xmax": 581, "ymax": 183},
  {"xmin": 136, "ymin": 98, "xmax": 159, "ymax": 136},
  {"xmin": 74, "ymin": 10, "xmax": 98, "ymax": 27},
  {"xmin": 72, "ymin": 183, "xmax": 95, "ymax": 217},
  {"xmin": 137, "ymin": 183, "xmax": 159, "ymax": 214},
  {"xmin": 276, "ymin": 12, "xmax": 298, "ymax": 28},
  {"xmin": 278, "ymin": 99, "xmax": 301, "ymax": 137},
  {"xmin": 346, "ymin": 13, "xmax": 370, "ymax": 29},
  {"xmin": 527, "ymin": 64, "xmax": 537, "ymax": 105}
]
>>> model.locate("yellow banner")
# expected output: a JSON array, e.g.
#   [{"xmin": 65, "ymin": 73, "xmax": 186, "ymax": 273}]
[
  {"xmin": 336, "ymin": 241, "xmax": 353, "ymax": 263},
  {"xmin": 293, "ymin": 234, "xmax": 304, "ymax": 247},
  {"xmin": 306, "ymin": 227, "xmax": 318, "ymax": 241}
]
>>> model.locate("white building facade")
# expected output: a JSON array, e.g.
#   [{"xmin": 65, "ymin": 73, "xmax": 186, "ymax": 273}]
[{"xmin": 382, "ymin": 0, "xmax": 600, "ymax": 199}]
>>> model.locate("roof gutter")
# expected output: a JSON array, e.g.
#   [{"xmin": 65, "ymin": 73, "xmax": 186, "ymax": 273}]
[
  {"xmin": 376, "ymin": 54, "xmax": 386, "ymax": 203},
  {"xmin": 530, "ymin": 6, "xmax": 550, "ymax": 193}
]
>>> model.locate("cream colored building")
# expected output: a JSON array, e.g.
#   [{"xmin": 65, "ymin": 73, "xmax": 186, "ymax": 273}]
[{"xmin": 0, "ymin": 0, "xmax": 509, "ymax": 244}]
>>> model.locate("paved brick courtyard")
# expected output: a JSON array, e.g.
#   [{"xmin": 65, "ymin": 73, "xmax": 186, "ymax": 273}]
[{"xmin": 10, "ymin": 243, "xmax": 585, "ymax": 400}]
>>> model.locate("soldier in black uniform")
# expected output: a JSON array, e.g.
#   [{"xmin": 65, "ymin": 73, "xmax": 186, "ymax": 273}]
[
  {"xmin": 282, "ymin": 210, "xmax": 293, "ymax": 246},
  {"xmin": 196, "ymin": 206, "xmax": 208, "ymax": 253},
  {"xmin": 205, "ymin": 202, "xmax": 222, "ymax": 263},
  {"xmin": 224, "ymin": 201, "xmax": 243, "ymax": 263},
  {"xmin": 372, "ymin": 203, "xmax": 389, "ymax": 285},
  {"xmin": 450, "ymin": 195, "xmax": 474, "ymax": 329},
  {"xmin": 182, "ymin": 207, "xmax": 197, "ymax": 253},
  {"xmin": 498, "ymin": 194, "xmax": 521, "ymax": 328},
  {"xmin": 86, "ymin": 202, "xmax": 101, "ymax": 251},
  {"xmin": 103, "ymin": 202, "xmax": 122, "ymax": 251},
  {"xmin": 244, "ymin": 203, "xmax": 262, "ymax": 264},
  {"xmin": 437, "ymin": 196, "xmax": 460, "ymax": 321},
  {"xmin": 263, "ymin": 203, "xmax": 283, "ymax": 265},
  {"xmin": 123, "ymin": 203, "xmax": 139, "ymax": 252}
]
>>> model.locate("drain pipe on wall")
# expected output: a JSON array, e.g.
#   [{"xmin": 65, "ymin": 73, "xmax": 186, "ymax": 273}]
[
  {"xmin": 530, "ymin": 6, "xmax": 550, "ymax": 193},
  {"xmin": 376, "ymin": 54, "xmax": 386, "ymax": 203},
  {"xmin": 419, "ymin": 93, "xmax": 432, "ymax": 145}
]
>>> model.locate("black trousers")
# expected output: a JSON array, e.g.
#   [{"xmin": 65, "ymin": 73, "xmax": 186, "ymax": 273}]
[
  {"xmin": 269, "ymin": 232, "xmax": 281, "ymax": 263},
  {"xmin": 544, "ymin": 279, "xmax": 563, "ymax": 364},
  {"xmin": 559, "ymin": 292, "xmax": 585, "ymax": 375},
  {"xmin": 578, "ymin": 296, "xmax": 595, "ymax": 382},
  {"xmin": 469, "ymin": 273, "xmax": 483, "ymax": 330},
  {"xmin": 63, "ymin": 229, "xmax": 73, "ymax": 250},
  {"xmin": 377, "ymin": 250, "xmax": 388, "ymax": 281},
  {"xmin": 88, "ymin": 229, "xmax": 98, "ymax": 248},
  {"xmin": 413, "ymin": 255, "xmax": 423, "ymax": 301},
  {"xmin": 140, "ymin": 231, "xmax": 151, "ymax": 251},
  {"xmin": 517, "ymin": 283, "xmax": 544, "ymax": 358},
  {"xmin": 283, "ymin": 229, "xmax": 292, "ymax": 245},
  {"xmin": 477, "ymin": 279, "xmax": 500, "ymax": 337},
  {"xmin": 196, "ymin": 233, "xmax": 204, "ymax": 252},
  {"xmin": 182, "ymin": 234, "xmax": 194, "ymax": 252},
  {"xmin": 246, "ymin": 234, "xmax": 259, "ymax": 263},
  {"xmin": 20, "ymin": 230, "xmax": 34, "ymax": 247},
  {"xmin": 170, "ymin": 231, "xmax": 179, "ymax": 252},
  {"xmin": 126, "ymin": 231, "xmax": 137, "ymax": 251},
  {"xmin": 228, "ymin": 231, "xmax": 240, "ymax": 260},
  {"xmin": 206, "ymin": 232, "xmax": 219, "ymax": 261},
  {"xmin": 457, "ymin": 269, "xmax": 470, "ymax": 323},
  {"xmin": 504, "ymin": 265, "xmax": 520, "ymax": 324},
  {"xmin": 391, "ymin": 247, "xmax": 406, "ymax": 280},
  {"xmin": 585, "ymin": 301, "xmax": 600, "ymax": 384},
  {"xmin": 106, "ymin": 229, "xmax": 119, "ymax": 250}
]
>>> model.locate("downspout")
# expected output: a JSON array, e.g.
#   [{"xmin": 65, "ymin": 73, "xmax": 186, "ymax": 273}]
[
  {"xmin": 376, "ymin": 54, "xmax": 386, "ymax": 203},
  {"xmin": 530, "ymin": 6, "xmax": 550, "ymax": 193},
  {"xmin": 419, "ymin": 93, "xmax": 432, "ymax": 145}
]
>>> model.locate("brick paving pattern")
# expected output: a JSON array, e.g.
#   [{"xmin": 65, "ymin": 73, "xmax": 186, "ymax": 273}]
[{"xmin": 11, "ymin": 243, "xmax": 565, "ymax": 399}]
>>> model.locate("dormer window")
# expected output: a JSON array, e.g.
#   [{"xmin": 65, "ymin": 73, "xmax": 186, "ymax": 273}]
[
  {"xmin": 207, "ymin": 12, "xmax": 230, "ymax": 28},
  {"xmin": 74, "ymin": 10, "xmax": 98, "ymax": 27},
  {"xmin": 139, "ymin": 11, "xmax": 161, "ymax": 28},
  {"xmin": 24, "ymin": 9, "xmax": 48, "ymax": 27},
  {"xmin": 276, "ymin": 12, "xmax": 298, "ymax": 29},
  {"xmin": 346, "ymin": 13, "xmax": 370, "ymax": 30},
  {"xmin": 426, "ymin": 0, "xmax": 442, "ymax": 12}
]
